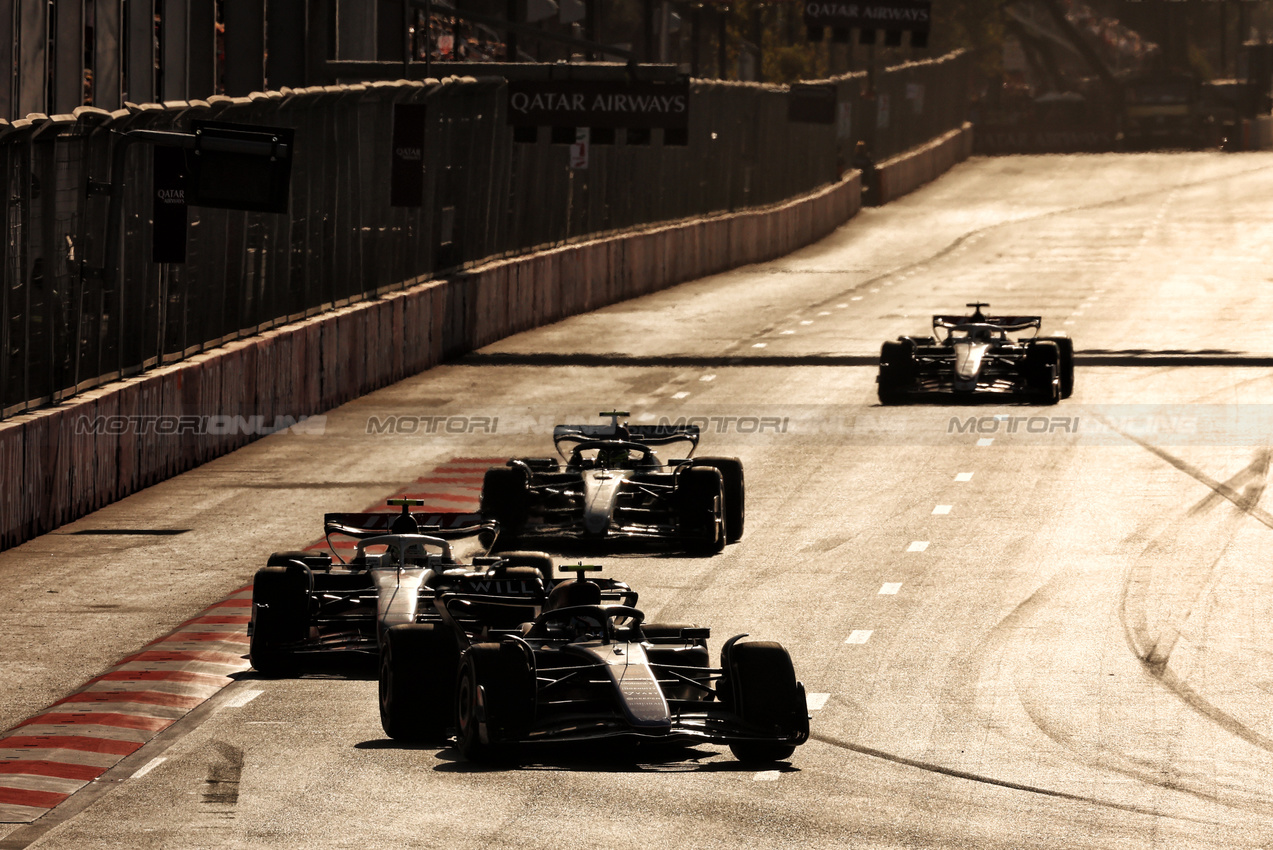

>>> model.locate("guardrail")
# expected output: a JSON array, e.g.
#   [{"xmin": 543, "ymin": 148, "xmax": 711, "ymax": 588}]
[{"xmin": 0, "ymin": 51, "xmax": 969, "ymax": 422}]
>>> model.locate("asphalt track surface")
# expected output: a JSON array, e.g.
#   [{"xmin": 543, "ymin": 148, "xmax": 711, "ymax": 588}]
[{"xmin": 3, "ymin": 152, "xmax": 1273, "ymax": 848}]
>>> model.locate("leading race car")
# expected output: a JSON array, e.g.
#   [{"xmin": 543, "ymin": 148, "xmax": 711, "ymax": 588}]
[
  {"xmin": 248, "ymin": 499, "xmax": 554, "ymax": 676},
  {"xmin": 480, "ymin": 412, "xmax": 744, "ymax": 554},
  {"xmin": 877, "ymin": 303, "xmax": 1075, "ymax": 405},
  {"xmin": 378, "ymin": 563, "xmax": 810, "ymax": 764}
]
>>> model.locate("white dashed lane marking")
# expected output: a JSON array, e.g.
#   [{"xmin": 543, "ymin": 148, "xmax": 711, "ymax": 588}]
[
  {"xmin": 800, "ymin": 320, "xmax": 814, "ymax": 325},
  {"xmin": 780, "ymin": 330, "xmax": 795, "ymax": 335},
  {"xmin": 753, "ymin": 343, "xmax": 767, "ymax": 349},
  {"xmin": 753, "ymin": 771, "xmax": 782, "ymax": 781},
  {"xmin": 845, "ymin": 630, "xmax": 874, "ymax": 644},
  {"xmin": 836, "ymin": 303, "xmax": 848, "ymax": 308},
  {"xmin": 130, "ymin": 758, "xmax": 166, "ymax": 780},
  {"xmin": 879, "ymin": 583, "xmax": 902, "ymax": 595},
  {"xmin": 932, "ymin": 505, "xmax": 952, "ymax": 515},
  {"xmin": 671, "ymin": 391, "xmax": 690, "ymax": 399},
  {"xmin": 851, "ymin": 296, "xmax": 864, "ymax": 301},
  {"xmin": 699, "ymin": 375, "xmax": 715, "ymax": 382},
  {"xmin": 955, "ymin": 472, "xmax": 973, "ymax": 482},
  {"xmin": 807, "ymin": 693, "xmax": 830, "ymax": 710},
  {"xmin": 977, "ymin": 438, "xmax": 994, "ymax": 447},
  {"xmin": 907, "ymin": 541, "xmax": 929, "ymax": 552}
]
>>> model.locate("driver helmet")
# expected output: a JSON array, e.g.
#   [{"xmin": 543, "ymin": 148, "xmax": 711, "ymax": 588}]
[
  {"xmin": 596, "ymin": 445, "xmax": 629, "ymax": 468},
  {"xmin": 972, "ymin": 326, "xmax": 992, "ymax": 342}
]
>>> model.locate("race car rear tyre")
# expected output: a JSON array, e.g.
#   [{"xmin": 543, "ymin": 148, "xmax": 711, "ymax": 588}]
[
  {"xmin": 878, "ymin": 340, "xmax": 916, "ymax": 405},
  {"xmin": 496, "ymin": 551, "xmax": 554, "ymax": 586},
  {"xmin": 676, "ymin": 467, "xmax": 725, "ymax": 555},
  {"xmin": 379, "ymin": 624, "xmax": 459, "ymax": 743},
  {"xmin": 693, "ymin": 457, "xmax": 745, "ymax": 543},
  {"xmin": 724, "ymin": 641, "xmax": 806, "ymax": 764},
  {"xmin": 481, "ymin": 466, "xmax": 530, "ymax": 545},
  {"xmin": 1040, "ymin": 336, "xmax": 1075, "ymax": 398},
  {"xmin": 249, "ymin": 566, "xmax": 311, "ymax": 677},
  {"xmin": 1025, "ymin": 341, "xmax": 1061, "ymax": 405},
  {"xmin": 456, "ymin": 643, "xmax": 534, "ymax": 762}
]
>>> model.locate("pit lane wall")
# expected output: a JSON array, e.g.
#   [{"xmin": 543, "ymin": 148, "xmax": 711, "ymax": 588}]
[{"xmin": 0, "ymin": 123, "xmax": 972, "ymax": 552}]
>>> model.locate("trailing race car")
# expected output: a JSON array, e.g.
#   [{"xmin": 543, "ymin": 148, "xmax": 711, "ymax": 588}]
[
  {"xmin": 480, "ymin": 412, "xmax": 744, "ymax": 554},
  {"xmin": 877, "ymin": 303, "xmax": 1074, "ymax": 405},
  {"xmin": 248, "ymin": 499, "xmax": 553, "ymax": 676},
  {"xmin": 379, "ymin": 564, "xmax": 810, "ymax": 764}
]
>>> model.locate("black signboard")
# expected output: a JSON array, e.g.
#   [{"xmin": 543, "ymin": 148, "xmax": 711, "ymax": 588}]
[
  {"xmin": 187, "ymin": 121, "xmax": 294, "ymax": 214},
  {"xmin": 390, "ymin": 104, "xmax": 427, "ymax": 208},
  {"xmin": 506, "ymin": 80, "xmax": 690, "ymax": 130},
  {"xmin": 152, "ymin": 146, "xmax": 188, "ymax": 263},
  {"xmin": 789, "ymin": 84, "xmax": 837, "ymax": 124},
  {"xmin": 804, "ymin": 0, "xmax": 931, "ymax": 38}
]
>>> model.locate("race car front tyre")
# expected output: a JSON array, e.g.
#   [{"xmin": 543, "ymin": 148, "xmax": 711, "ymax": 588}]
[
  {"xmin": 724, "ymin": 641, "xmax": 807, "ymax": 763},
  {"xmin": 456, "ymin": 643, "xmax": 534, "ymax": 762},
  {"xmin": 676, "ymin": 467, "xmax": 725, "ymax": 555},
  {"xmin": 693, "ymin": 457, "xmax": 745, "ymax": 543},
  {"xmin": 481, "ymin": 466, "xmax": 530, "ymax": 544},
  {"xmin": 878, "ymin": 340, "xmax": 916, "ymax": 405},
  {"xmin": 380, "ymin": 624, "xmax": 459, "ymax": 743},
  {"xmin": 249, "ymin": 566, "xmax": 311, "ymax": 677},
  {"xmin": 1040, "ymin": 336, "xmax": 1075, "ymax": 398}
]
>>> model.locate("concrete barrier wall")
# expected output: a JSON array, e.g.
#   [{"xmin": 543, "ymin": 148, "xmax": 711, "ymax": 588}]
[
  {"xmin": 877, "ymin": 122, "xmax": 975, "ymax": 205},
  {"xmin": 0, "ymin": 122, "xmax": 972, "ymax": 552}
]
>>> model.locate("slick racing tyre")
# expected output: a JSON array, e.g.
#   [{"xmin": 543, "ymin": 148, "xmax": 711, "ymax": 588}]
[
  {"xmin": 723, "ymin": 641, "xmax": 807, "ymax": 764},
  {"xmin": 380, "ymin": 624, "xmax": 460, "ymax": 743},
  {"xmin": 481, "ymin": 466, "xmax": 530, "ymax": 544},
  {"xmin": 675, "ymin": 467, "xmax": 725, "ymax": 555},
  {"xmin": 1040, "ymin": 335, "xmax": 1075, "ymax": 399},
  {"xmin": 456, "ymin": 643, "xmax": 534, "ymax": 762},
  {"xmin": 878, "ymin": 340, "xmax": 916, "ymax": 405},
  {"xmin": 1025, "ymin": 340, "xmax": 1061, "ymax": 405},
  {"xmin": 249, "ymin": 565, "xmax": 311, "ymax": 677},
  {"xmin": 693, "ymin": 458, "xmax": 745, "ymax": 544}
]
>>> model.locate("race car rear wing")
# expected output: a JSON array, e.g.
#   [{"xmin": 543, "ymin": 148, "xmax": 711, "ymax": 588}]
[
  {"xmin": 323, "ymin": 511, "xmax": 494, "ymax": 540},
  {"xmin": 552, "ymin": 423, "xmax": 700, "ymax": 447},
  {"xmin": 932, "ymin": 315, "xmax": 1042, "ymax": 333}
]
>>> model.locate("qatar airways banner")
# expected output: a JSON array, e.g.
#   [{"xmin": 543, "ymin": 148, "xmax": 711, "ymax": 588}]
[
  {"xmin": 803, "ymin": 0, "xmax": 931, "ymax": 33},
  {"xmin": 506, "ymin": 80, "xmax": 689, "ymax": 129}
]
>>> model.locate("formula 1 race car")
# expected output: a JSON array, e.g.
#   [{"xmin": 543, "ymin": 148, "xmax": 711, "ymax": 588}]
[
  {"xmin": 378, "ymin": 564, "xmax": 810, "ymax": 764},
  {"xmin": 480, "ymin": 412, "xmax": 744, "ymax": 554},
  {"xmin": 877, "ymin": 303, "xmax": 1074, "ymax": 404},
  {"xmin": 248, "ymin": 499, "xmax": 555, "ymax": 676}
]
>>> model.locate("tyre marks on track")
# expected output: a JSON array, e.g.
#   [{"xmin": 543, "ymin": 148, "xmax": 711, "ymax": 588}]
[{"xmin": 0, "ymin": 457, "xmax": 497, "ymax": 824}]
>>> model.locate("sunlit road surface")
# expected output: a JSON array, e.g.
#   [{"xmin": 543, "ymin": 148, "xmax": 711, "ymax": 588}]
[{"xmin": 3, "ymin": 153, "xmax": 1273, "ymax": 848}]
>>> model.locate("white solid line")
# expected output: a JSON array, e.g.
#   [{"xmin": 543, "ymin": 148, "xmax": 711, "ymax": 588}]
[
  {"xmin": 699, "ymin": 375, "xmax": 716, "ymax": 382},
  {"xmin": 671, "ymin": 391, "xmax": 690, "ymax": 399},
  {"xmin": 977, "ymin": 438, "xmax": 994, "ymax": 447},
  {"xmin": 932, "ymin": 505, "xmax": 952, "ymax": 515},
  {"xmin": 907, "ymin": 541, "xmax": 929, "ymax": 552},
  {"xmin": 879, "ymin": 583, "xmax": 902, "ymax": 595},
  {"xmin": 223, "ymin": 688, "xmax": 265, "ymax": 708},
  {"xmin": 753, "ymin": 770, "xmax": 782, "ymax": 781},
  {"xmin": 752, "ymin": 343, "xmax": 767, "ymax": 348},
  {"xmin": 131, "ymin": 757, "xmax": 166, "ymax": 780},
  {"xmin": 845, "ymin": 630, "xmax": 873, "ymax": 644},
  {"xmin": 955, "ymin": 472, "xmax": 973, "ymax": 482},
  {"xmin": 806, "ymin": 693, "xmax": 830, "ymax": 710}
]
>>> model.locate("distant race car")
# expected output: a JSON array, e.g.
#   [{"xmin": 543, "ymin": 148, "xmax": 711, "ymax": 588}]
[
  {"xmin": 877, "ymin": 303, "xmax": 1074, "ymax": 404},
  {"xmin": 480, "ymin": 412, "xmax": 744, "ymax": 554},
  {"xmin": 248, "ymin": 499, "xmax": 554, "ymax": 676},
  {"xmin": 378, "ymin": 563, "xmax": 810, "ymax": 764}
]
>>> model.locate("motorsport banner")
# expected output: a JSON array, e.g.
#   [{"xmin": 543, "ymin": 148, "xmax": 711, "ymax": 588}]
[
  {"xmin": 803, "ymin": 0, "xmax": 931, "ymax": 34},
  {"xmin": 506, "ymin": 80, "xmax": 689, "ymax": 129}
]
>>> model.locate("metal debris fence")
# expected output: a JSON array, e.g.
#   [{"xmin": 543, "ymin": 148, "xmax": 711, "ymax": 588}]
[{"xmin": 0, "ymin": 51, "xmax": 968, "ymax": 420}]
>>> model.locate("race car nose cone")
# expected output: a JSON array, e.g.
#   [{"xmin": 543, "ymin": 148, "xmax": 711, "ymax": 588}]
[{"xmin": 953, "ymin": 341, "xmax": 988, "ymax": 381}]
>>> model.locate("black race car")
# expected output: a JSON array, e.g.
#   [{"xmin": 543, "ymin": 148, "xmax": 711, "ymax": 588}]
[
  {"xmin": 248, "ymin": 500, "xmax": 553, "ymax": 676},
  {"xmin": 480, "ymin": 412, "xmax": 744, "ymax": 554},
  {"xmin": 877, "ymin": 303, "xmax": 1074, "ymax": 404},
  {"xmin": 379, "ymin": 564, "xmax": 810, "ymax": 764}
]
